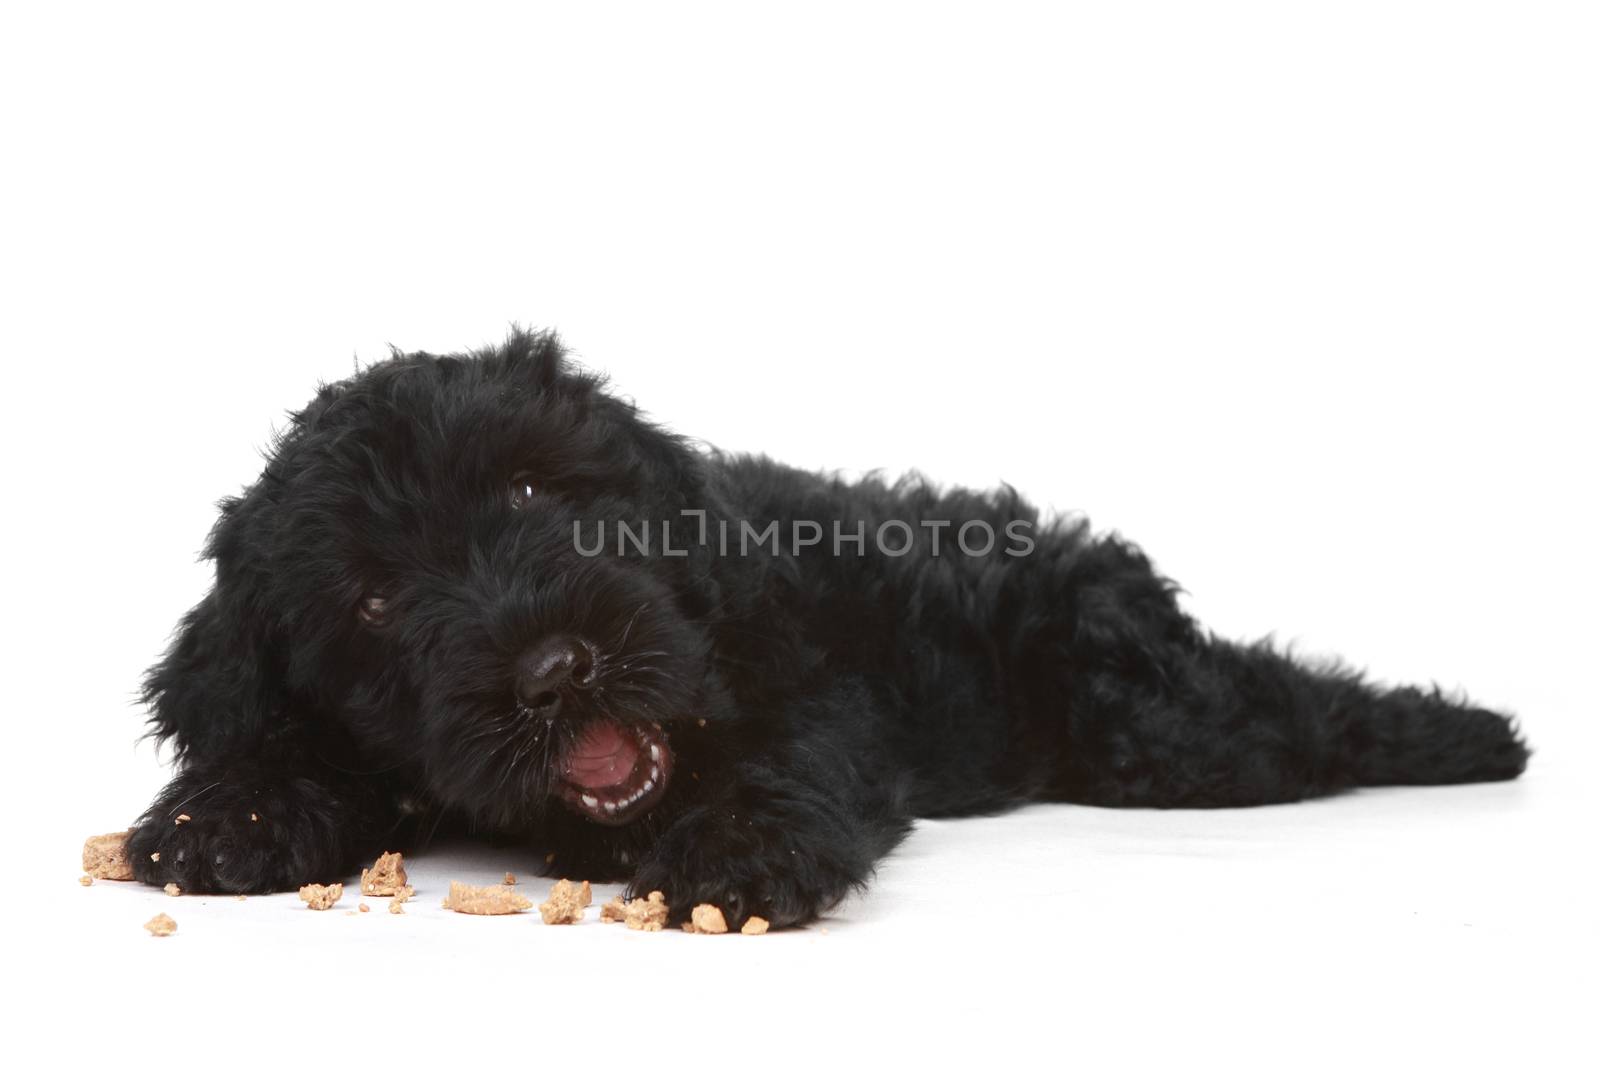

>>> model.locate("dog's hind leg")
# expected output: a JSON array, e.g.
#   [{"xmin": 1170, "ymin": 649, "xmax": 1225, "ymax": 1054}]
[
  {"xmin": 1052, "ymin": 632, "xmax": 1529, "ymax": 808},
  {"xmin": 1008, "ymin": 534, "xmax": 1529, "ymax": 807}
]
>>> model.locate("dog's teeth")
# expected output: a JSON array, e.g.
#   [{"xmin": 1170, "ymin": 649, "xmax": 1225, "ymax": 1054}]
[
  {"xmin": 581, "ymin": 795, "xmax": 598, "ymax": 809},
  {"xmin": 649, "ymin": 744, "xmax": 660, "ymax": 762},
  {"xmin": 650, "ymin": 766, "xmax": 660, "ymax": 781},
  {"xmin": 642, "ymin": 779, "xmax": 654, "ymax": 793},
  {"xmin": 604, "ymin": 801, "xmax": 617, "ymax": 812}
]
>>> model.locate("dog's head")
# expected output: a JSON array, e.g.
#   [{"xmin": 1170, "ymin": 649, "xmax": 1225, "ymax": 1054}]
[{"xmin": 144, "ymin": 331, "xmax": 731, "ymax": 831}]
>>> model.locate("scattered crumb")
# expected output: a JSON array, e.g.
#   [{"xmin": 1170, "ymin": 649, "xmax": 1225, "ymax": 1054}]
[
  {"xmin": 150, "ymin": 852, "xmax": 160, "ymax": 863},
  {"xmin": 236, "ymin": 895, "xmax": 247, "ymax": 902},
  {"xmin": 689, "ymin": 903, "xmax": 728, "ymax": 934},
  {"xmin": 741, "ymin": 916, "xmax": 770, "ymax": 936},
  {"xmin": 175, "ymin": 813, "xmax": 191, "ymax": 824},
  {"xmin": 392, "ymin": 884, "xmax": 415, "ymax": 905},
  {"xmin": 298, "ymin": 883, "xmax": 344, "ymax": 910},
  {"xmin": 621, "ymin": 890, "xmax": 669, "ymax": 931},
  {"xmin": 697, "ymin": 718, "xmax": 707, "ymax": 727},
  {"xmin": 388, "ymin": 899, "xmax": 406, "ymax": 915},
  {"xmin": 144, "ymin": 913, "xmax": 177, "ymax": 937},
  {"xmin": 163, "ymin": 882, "xmax": 181, "ymax": 897},
  {"xmin": 78, "ymin": 875, "xmax": 93, "ymax": 887},
  {"xmin": 358, "ymin": 903, "xmax": 370, "ymax": 913},
  {"xmin": 538, "ymin": 879, "xmax": 592, "ymax": 925},
  {"xmin": 359, "ymin": 851, "xmax": 409, "ymax": 896},
  {"xmin": 503, "ymin": 872, "xmax": 517, "ymax": 885},
  {"xmin": 250, "ymin": 812, "xmax": 259, "ymax": 822},
  {"xmin": 441, "ymin": 880, "xmax": 532, "ymax": 916},
  {"xmin": 599, "ymin": 896, "xmax": 628, "ymax": 923},
  {"xmin": 544, "ymin": 852, "xmax": 556, "ymax": 865},
  {"xmin": 82, "ymin": 831, "xmax": 135, "ymax": 881}
]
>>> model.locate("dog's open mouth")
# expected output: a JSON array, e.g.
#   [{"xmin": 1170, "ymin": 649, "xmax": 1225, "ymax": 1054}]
[{"xmin": 554, "ymin": 720, "xmax": 673, "ymax": 825}]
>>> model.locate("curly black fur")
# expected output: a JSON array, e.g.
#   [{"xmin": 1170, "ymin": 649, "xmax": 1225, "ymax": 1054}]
[{"xmin": 127, "ymin": 331, "xmax": 1529, "ymax": 927}]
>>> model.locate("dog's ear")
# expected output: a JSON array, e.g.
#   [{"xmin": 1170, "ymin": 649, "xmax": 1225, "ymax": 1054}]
[{"xmin": 142, "ymin": 491, "xmax": 288, "ymax": 765}]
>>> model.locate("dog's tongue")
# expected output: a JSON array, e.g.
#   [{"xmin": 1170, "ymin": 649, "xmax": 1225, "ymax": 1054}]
[{"xmin": 562, "ymin": 722, "xmax": 640, "ymax": 790}]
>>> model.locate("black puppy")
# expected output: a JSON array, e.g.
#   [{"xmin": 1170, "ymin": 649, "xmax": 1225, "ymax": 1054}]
[{"xmin": 128, "ymin": 331, "xmax": 1528, "ymax": 926}]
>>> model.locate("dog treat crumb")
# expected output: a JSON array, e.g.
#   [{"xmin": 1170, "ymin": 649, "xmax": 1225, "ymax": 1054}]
[
  {"xmin": 164, "ymin": 882, "xmax": 181, "ymax": 897},
  {"xmin": 144, "ymin": 913, "xmax": 177, "ymax": 937},
  {"xmin": 442, "ymin": 880, "xmax": 532, "ymax": 916},
  {"xmin": 150, "ymin": 852, "xmax": 160, "ymax": 863},
  {"xmin": 538, "ymin": 879, "xmax": 592, "ymax": 925},
  {"xmin": 689, "ymin": 903, "xmax": 728, "ymax": 934},
  {"xmin": 392, "ymin": 884, "xmax": 415, "ymax": 905},
  {"xmin": 741, "ymin": 916, "xmax": 770, "ymax": 935},
  {"xmin": 359, "ymin": 851, "xmax": 408, "ymax": 896},
  {"xmin": 544, "ymin": 852, "xmax": 556, "ymax": 865},
  {"xmin": 175, "ymin": 813, "xmax": 191, "ymax": 824},
  {"xmin": 388, "ymin": 899, "xmax": 406, "ymax": 914},
  {"xmin": 236, "ymin": 895, "xmax": 247, "ymax": 902},
  {"xmin": 358, "ymin": 903, "xmax": 370, "ymax": 913},
  {"xmin": 250, "ymin": 812, "xmax": 259, "ymax": 822},
  {"xmin": 621, "ymin": 890, "xmax": 669, "ymax": 931},
  {"xmin": 79, "ymin": 874, "xmax": 93, "ymax": 886},
  {"xmin": 504, "ymin": 872, "xmax": 517, "ymax": 885},
  {"xmin": 82, "ymin": 831, "xmax": 135, "ymax": 881},
  {"xmin": 298, "ymin": 883, "xmax": 344, "ymax": 910},
  {"xmin": 599, "ymin": 896, "xmax": 628, "ymax": 923}
]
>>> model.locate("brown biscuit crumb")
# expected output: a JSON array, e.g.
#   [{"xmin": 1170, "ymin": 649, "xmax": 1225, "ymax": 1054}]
[
  {"xmin": 537, "ymin": 879, "xmax": 592, "ymax": 925},
  {"xmin": 144, "ymin": 913, "xmax": 177, "ymax": 937},
  {"xmin": 163, "ymin": 882, "xmax": 181, "ymax": 897},
  {"xmin": 359, "ymin": 851, "xmax": 409, "ymax": 896},
  {"xmin": 503, "ymin": 872, "xmax": 517, "ymax": 885},
  {"xmin": 392, "ymin": 884, "xmax": 415, "ymax": 905},
  {"xmin": 441, "ymin": 880, "xmax": 532, "ymax": 915},
  {"xmin": 621, "ymin": 890, "xmax": 669, "ymax": 931},
  {"xmin": 82, "ymin": 831, "xmax": 135, "ymax": 881},
  {"xmin": 358, "ymin": 903, "xmax": 370, "ymax": 913},
  {"xmin": 150, "ymin": 852, "xmax": 160, "ymax": 863},
  {"xmin": 689, "ymin": 903, "xmax": 728, "ymax": 934},
  {"xmin": 236, "ymin": 895, "xmax": 247, "ymax": 901},
  {"xmin": 599, "ymin": 896, "xmax": 628, "ymax": 923},
  {"xmin": 388, "ymin": 899, "xmax": 406, "ymax": 914},
  {"xmin": 740, "ymin": 916, "xmax": 770, "ymax": 935},
  {"xmin": 298, "ymin": 883, "xmax": 344, "ymax": 910},
  {"xmin": 175, "ymin": 813, "xmax": 191, "ymax": 824}
]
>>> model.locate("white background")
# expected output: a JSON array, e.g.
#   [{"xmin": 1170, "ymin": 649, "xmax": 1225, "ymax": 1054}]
[{"xmin": 2, "ymin": 2, "xmax": 1596, "ymax": 1064}]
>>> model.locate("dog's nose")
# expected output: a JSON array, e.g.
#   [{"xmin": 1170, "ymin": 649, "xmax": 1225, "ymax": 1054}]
[{"xmin": 515, "ymin": 635, "xmax": 595, "ymax": 717}]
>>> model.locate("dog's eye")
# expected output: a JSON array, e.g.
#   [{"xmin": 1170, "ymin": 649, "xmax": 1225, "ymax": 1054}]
[
  {"xmin": 509, "ymin": 473, "xmax": 538, "ymax": 511},
  {"xmin": 357, "ymin": 595, "xmax": 392, "ymax": 628}
]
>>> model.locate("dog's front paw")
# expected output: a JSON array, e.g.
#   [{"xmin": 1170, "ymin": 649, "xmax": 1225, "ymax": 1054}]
[
  {"xmin": 629, "ymin": 805, "xmax": 857, "ymax": 929},
  {"xmin": 128, "ymin": 774, "xmax": 353, "ymax": 894}
]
